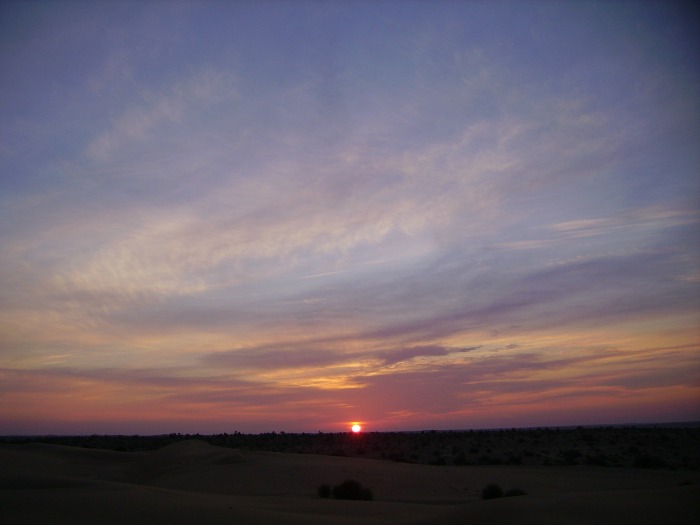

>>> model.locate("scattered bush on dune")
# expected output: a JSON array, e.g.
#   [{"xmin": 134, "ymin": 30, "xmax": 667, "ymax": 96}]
[
  {"xmin": 633, "ymin": 453, "xmax": 667, "ymax": 469},
  {"xmin": 453, "ymin": 451, "xmax": 468, "ymax": 465},
  {"xmin": 317, "ymin": 483, "xmax": 331, "ymax": 498},
  {"xmin": 482, "ymin": 483, "xmax": 504, "ymax": 499},
  {"xmin": 482, "ymin": 483, "xmax": 527, "ymax": 500},
  {"xmin": 330, "ymin": 479, "xmax": 373, "ymax": 501},
  {"xmin": 478, "ymin": 455, "xmax": 502, "ymax": 465}
]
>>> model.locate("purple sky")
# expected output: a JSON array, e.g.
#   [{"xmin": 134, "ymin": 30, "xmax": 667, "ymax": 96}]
[{"xmin": 1, "ymin": 0, "xmax": 699, "ymax": 435}]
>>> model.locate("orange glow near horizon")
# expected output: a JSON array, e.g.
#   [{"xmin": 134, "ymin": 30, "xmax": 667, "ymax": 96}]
[{"xmin": 351, "ymin": 424, "xmax": 362, "ymax": 433}]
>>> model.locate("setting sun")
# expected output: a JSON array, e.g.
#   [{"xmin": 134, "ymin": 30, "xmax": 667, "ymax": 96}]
[{"xmin": 351, "ymin": 424, "xmax": 362, "ymax": 433}]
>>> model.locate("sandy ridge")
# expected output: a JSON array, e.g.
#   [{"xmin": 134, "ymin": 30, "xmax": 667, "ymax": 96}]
[{"xmin": 1, "ymin": 440, "xmax": 698, "ymax": 524}]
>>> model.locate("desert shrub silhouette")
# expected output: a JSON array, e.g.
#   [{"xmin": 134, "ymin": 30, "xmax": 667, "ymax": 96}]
[
  {"xmin": 482, "ymin": 483, "xmax": 504, "ymax": 499},
  {"xmin": 633, "ymin": 453, "xmax": 667, "ymax": 469},
  {"xmin": 331, "ymin": 479, "xmax": 373, "ymax": 501},
  {"xmin": 482, "ymin": 483, "xmax": 527, "ymax": 499},
  {"xmin": 317, "ymin": 483, "xmax": 331, "ymax": 498}
]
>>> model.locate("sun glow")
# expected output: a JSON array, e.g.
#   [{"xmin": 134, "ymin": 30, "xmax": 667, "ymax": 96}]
[{"xmin": 351, "ymin": 424, "xmax": 362, "ymax": 433}]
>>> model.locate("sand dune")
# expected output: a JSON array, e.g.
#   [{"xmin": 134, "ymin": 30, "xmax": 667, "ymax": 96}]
[{"xmin": 2, "ymin": 440, "xmax": 698, "ymax": 524}]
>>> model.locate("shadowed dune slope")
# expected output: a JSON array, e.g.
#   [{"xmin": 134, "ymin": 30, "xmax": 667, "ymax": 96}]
[
  {"xmin": 434, "ymin": 485, "xmax": 700, "ymax": 525},
  {"xmin": 134, "ymin": 439, "xmax": 244, "ymax": 482},
  {"xmin": 1, "ymin": 440, "xmax": 699, "ymax": 524}
]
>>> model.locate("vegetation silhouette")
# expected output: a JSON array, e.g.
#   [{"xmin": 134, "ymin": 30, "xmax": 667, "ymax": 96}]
[
  {"xmin": 317, "ymin": 479, "xmax": 373, "ymax": 501},
  {"xmin": 482, "ymin": 483, "xmax": 504, "ymax": 499},
  {"xmin": 482, "ymin": 483, "xmax": 528, "ymax": 500},
  {"xmin": 317, "ymin": 483, "xmax": 331, "ymax": 498},
  {"xmin": 334, "ymin": 479, "xmax": 373, "ymax": 501},
  {"xmin": 3, "ymin": 426, "xmax": 698, "ymax": 471}
]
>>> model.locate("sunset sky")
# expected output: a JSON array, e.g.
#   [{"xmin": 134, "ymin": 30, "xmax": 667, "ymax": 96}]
[{"xmin": 1, "ymin": 0, "xmax": 699, "ymax": 435}]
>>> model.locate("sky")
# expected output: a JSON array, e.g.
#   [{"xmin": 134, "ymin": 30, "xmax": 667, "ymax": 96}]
[{"xmin": 1, "ymin": 0, "xmax": 699, "ymax": 435}]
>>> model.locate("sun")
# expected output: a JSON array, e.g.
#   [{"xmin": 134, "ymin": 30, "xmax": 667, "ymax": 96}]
[{"xmin": 351, "ymin": 424, "xmax": 362, "ymax": 433}]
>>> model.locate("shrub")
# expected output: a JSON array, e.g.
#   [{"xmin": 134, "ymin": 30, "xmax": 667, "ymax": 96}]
[
  {"xmin": 332, "ymin": 479, "xmax": 373, "ymax": 501},
  {"xmin": 633, "ymin": 453, "xmax": 666, "ymax": 469},
  {"xmin": 506, "ymin": 454, "xmax": 522, "ymax": 465},
  {"xmin": 388, "ymin": 452, "xmax": 409, "ymax": 463},
  {"xmin": 482, "ymin": 483, "xmax": 504, "ymax": 500},
  {"xmin": 584, "ymin": 453, "xmax": 610, "ymax": 466},
  {"xmin": 453, "ymin": 452, "xmax": 468, "ymax": 465},
  {"xmin": 560, "ymin": 448, "xmax": 582, "ymax": 465},
  {"xmin": 317, "ymin": 483, "xmax": 331, "ymax": 498},
  {"xmin": 478, "ymin": 455, "xmax": 502, "ymax": 465}
]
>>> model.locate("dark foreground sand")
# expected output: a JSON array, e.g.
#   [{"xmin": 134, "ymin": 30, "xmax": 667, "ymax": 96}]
[{"xmin": 1, "ymin": 439, "xmax": 698, "ymax": 524}]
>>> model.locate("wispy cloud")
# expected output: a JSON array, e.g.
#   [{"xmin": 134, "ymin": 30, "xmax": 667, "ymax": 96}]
[
  {"xmin": 1, "ymin": 1, "xmax": 698, "ymax": 432},
  {"xmin": 86, "ymin": 70, "xmax": 237, "ymax": 162}
]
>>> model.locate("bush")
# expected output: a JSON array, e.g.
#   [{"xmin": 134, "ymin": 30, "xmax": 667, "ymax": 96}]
[
  {"xmin": 633, "ymin": 453, "xmax": 666, "ymax": 469},
  {"xmin": 331, "ymin": 479, "xmax": 373, "ymax": 501},
  {"xmin": 482, "ymin": 483, "xmax": 504, "ymax": 500},
  {"xmin": 430, "ymin": 455, "xmax": 446, "ymax": 465},
  {"xmin": 478, "ymin": 455, "xmax": 502, "ymax": 465},
  {"xmin": 506, "ymin": 454, "xmax": 522, "ymax": 465},
  {"xmin": 584, "ymin": 453, "xmax": 611, "ymax": 466},
  {"xmin": 482, "ymin": 483, "xmax": 527, "ymax": 500},
  {"xmin": 317, "ymin": 483, "xmax": 331, "ymax": 498},
  {"xmin": 560, "ymin": 448, "xmax": 582, "ymax": 465},
  {"xmin": 453, "ymin": 452, "xmax": 468, "ymax": 465}
]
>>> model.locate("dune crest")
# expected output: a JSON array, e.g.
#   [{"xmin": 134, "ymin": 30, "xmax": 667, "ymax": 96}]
[
  {"xmin": 135, "ymin": 439, "xmax": 244, "ymax": 482},
  {"xmin": 148, "ymin": 439, "xmax": 243, "ymax": 463}
]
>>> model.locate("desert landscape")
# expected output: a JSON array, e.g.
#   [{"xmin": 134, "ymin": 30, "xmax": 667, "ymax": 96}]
[
  {"xmin": 3, "ymin": 2, "xmax": 699, "ymax": 524},
  {"xmin": 2, "ymin": 427, "xmax": 699, "ymax": 524}
]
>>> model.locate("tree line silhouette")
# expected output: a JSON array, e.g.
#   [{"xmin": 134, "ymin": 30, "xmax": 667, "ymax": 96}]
[{"xmin": 2, "ymin": 426, "xmax": 698, "ymax": 470}]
